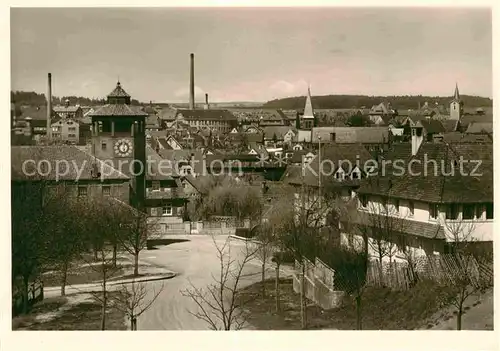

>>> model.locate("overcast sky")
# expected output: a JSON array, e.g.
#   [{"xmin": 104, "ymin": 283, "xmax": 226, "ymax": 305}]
[{"xmin": 11, "ymin": 7, "xmax": 492, "ymax": 102}]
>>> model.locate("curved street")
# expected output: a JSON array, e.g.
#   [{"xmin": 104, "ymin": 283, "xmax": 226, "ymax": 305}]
[{"xmin": 137, "ymin": 235, "xmax": 288, "ymax": 330}]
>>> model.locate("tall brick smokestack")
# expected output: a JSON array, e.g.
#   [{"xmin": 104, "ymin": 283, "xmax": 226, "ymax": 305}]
[
  {"xmin": 189, "ymin": 53, "xmax": 195, "ymax": 110},
  {"xmin": 47, "ymin": 73, "xmax": 52, "ymax": 140},
  {"xmin": 204, "ymin": 93, "xmax": 209, "ymax": 110}
]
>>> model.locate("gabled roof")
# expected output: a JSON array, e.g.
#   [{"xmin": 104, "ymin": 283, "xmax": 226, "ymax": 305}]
[
  {"xmin": 441, "ymin": 119, "xmax": 459, "ymax": 133},
  {"xmin": 176, "ymin": 109, "xmax": 237, "ymax": 121},
  {"xmin": 465, "ymin": 122, "xmax": 493, "ymax": 134},
  {"xmin": 11, "ymin": 146, "xmax": 129, "ymax": 181},
  {"xmin": 312, "ymin": 127, "xmax": 389, "ymax": 144},
  {"xmin": 262, "ymin": 126, "xmax": 296, "ymax": 140},
  {"xmin": 21, "ymin": 106, "xmax": 59, "ymax": 120},
  {"xmin": 53, "ymin": 106, "xmax": 81, "ymax": 113},
  {"xmin": 357, "ymin": 142, "xmax": 493, "ymax": 203},
  {"xmin": 417, "ymin": 119, "xmax": 445, "ymax": 134},
  {"xmin": 348, "ymin": 212, "xmax": 446, "ymax": 240},
  {"xmin": 284, "ymin": 143, "xmax": 372, "ymax": 187},
  {"xmin": 442, "ymin": 132, "xmax": 492, "ymax": 143}
]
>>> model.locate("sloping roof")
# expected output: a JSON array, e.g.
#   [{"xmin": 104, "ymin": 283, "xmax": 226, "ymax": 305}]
[
  {"xmin": 348, "ymin": 212, "xmax": 446, "ymax": 240},
  {"xmin": 284, "ymin": 143, "xmax": 372, "ymax": 187},
  {"xmin": 146, "ymin": 146, "xmax": 177, "ymax": 180},
  {"xmin": 357, "ymin": 142, "xmax": 493, "ymax": 204},
  {"xmin": 465, "ymin": 122, "xmax": 493, "ymax": 134},
  {"xmin": 157, "ymin": 107, "xmax": 178, "ymax": 121},
  {"xmin": 369, "ymin": 102, "xmax": 389, "ymax": 115},
  {"xmin": 418, "ymin": 119, "xmax": 445, "ymax": 134},
  {"xmin": 460, "ymin": 113, "xmax": 493, "ymax": 127},
  {"xmin": 107, "ymin": 81, "xmax": 130, "ymax": 97},
  {"xmin": 89, "ymin": 104, "xmax": 148, "ymax": 117},
  {"xmin": 146, "ymin": 115, "xmax": 160, "ymax": 128},
  {"xmin": 262, "ymin": 126, "xmax": 296, "ymax": 140},
  {"xmin": 312, "ymin": 127, "xmax": 389, "ymax": 144},
  {"xmin": 53, "ymin": 106, "xmax": 80, "ymax": 113},
  {"xmin": 156, "ymin": 149, "xmax": 205, "ymax": 175},
  {"xmin": 441, "ymin": 119, "xmax": 459, "ymax": 133},
  {"xmin": 442, "ymin": 132, "xmax": 492, "ymax": 143},
  {"xmin": 176, "ymin": 109, "xmax": 237, "ymax": 121},
  {"xmin": 21, "ymin": 106, "xmax": 59, "ymax": 120},
  {"xmin": 11, "ymin": 146, "xmax": 129, "ymax": 181}
]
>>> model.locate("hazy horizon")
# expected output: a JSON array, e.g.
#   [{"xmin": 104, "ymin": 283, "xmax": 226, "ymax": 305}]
[{"xmin": 11, "ymin": 7, "xmax": 492, "ymax": 103}]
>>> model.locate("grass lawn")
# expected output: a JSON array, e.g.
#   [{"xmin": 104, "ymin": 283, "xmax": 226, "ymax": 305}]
[
  {"xmin": 237, "ymin": 278, "xmax": 455, "ymax": 330},
  {"xmin": 12, "ymin": 292, "xmax": 127, "ymax": 330}
]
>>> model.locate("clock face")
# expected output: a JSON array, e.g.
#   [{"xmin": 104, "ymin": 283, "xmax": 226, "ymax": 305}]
[{"xmin": 114, "ymin": 139, "xmax": 133, "ymax": 157}]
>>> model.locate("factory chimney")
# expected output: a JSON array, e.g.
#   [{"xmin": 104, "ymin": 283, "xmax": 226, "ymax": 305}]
[
  {"xmin": 46, "ymin": 73, "xmax": 52, "ymax": 141},
  {"xmin": 189, "ymin": 53, "xmax": 195, "ymax": 110},
  {"xmin": 204, "ymin": 93, "xmax": 210, "ymax": 110}
]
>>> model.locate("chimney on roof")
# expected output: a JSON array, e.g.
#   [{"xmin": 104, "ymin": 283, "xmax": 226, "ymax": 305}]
[
  {"xmin": 204, "ymin": 93, "xmax": 210, "ymax": 110},
  {"xmin": 189, "ymin": 53, "xmax": 195, "ymax": 110},
  {"xmin": 47, "ymin": 73, "xmax": 52, "ymax": 140}
]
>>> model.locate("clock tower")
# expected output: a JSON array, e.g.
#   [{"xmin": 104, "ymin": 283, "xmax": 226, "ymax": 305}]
[{"xmin": 89, "ymin": 81, "xmax": 148, "ymax": 209}]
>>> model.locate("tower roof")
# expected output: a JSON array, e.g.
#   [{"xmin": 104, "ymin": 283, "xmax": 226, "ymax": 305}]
[
  {"xmin": 453, "ymin": 83, "xmax": 460, "ymax": 101},
  {"xmin": 303, "ymin": 86, "xmax": 314, "ymax": 119},
  {"xmin": 108, "ymin": 81, "xmax": 130, "ymax": 98}
]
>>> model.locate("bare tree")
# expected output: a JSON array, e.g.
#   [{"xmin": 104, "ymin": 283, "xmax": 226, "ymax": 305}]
[
  {"xmin": 254, "ymin": 224, "xmax": 277, "ymax": 299},
  {"xmin": 42, "ymin": 188, "xmax": 88, "ymax": 296},
  {"xmin": 182, "ymin": 235, "xmax": 258, "ymax": 330},
  {"xmin": 110, "ymin": 281, "xmax": 164, "ymax": 330},
  {"xmin": 81, "ymin": 198, "xmax": 125, "ymax": 330},
  {"xmin": 436, "ymin": 210, "xmax": 493, "ymax": 330},
  {"xmin": 117, "ymin": 206, "xmax": 160, "ymax": 277}
]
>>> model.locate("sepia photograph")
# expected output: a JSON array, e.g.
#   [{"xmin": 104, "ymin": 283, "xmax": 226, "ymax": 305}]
[{"xmin": 7, "ymin": 4, "xmax": 494, "ymax": 337}]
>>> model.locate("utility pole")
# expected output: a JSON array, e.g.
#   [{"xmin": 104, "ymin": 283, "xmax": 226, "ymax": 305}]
[{"xmin": 317, "ymin": 134, "xmax": 322, "ymax": 229}]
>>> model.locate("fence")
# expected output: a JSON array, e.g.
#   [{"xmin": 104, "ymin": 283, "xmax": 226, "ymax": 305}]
[
  {"xmin": 151, "ymin": 220, "xmax": 240, "ymax": 236},
  {"xmin": 366, "ymin": 254, "xmax": 494, "ymax": 290},
  {"xmin": 12, "ymin": 279, "xmax": 44, "ymax": 316},
  {"xmin": 292, "ymin": 257, "xmax": 345, "ymax": 310}
]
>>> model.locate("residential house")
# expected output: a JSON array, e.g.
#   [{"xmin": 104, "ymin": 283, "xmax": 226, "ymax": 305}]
[
  {"xmin": 311, "ymin": 127, "xmax": 389, "ymax": 151},
  {"xmin": 258, "ymin": 109, "xmax": 290, "ymax": 127},
  {"xmin": 145, "ymin": 146, "xmax": 191, "ymax": 228},
  {"xmin": 368, "ymin": 102, "xmax": 397, "ymax": 125},
  {"xmin": 347, "ymin": 132, "xmax": 493, "ymax": 263},
  {"xmin": 51, "ymin": 117, "xmax": 80, "ymax": 144},
  {"xmin": 53, "ymin": 101, "xmax": 83, "ymax": 120},
  {"xmin": 11, "ymin": 145, "xmax": 131, "ymax": 204},
  {"xmin": 19, "ymin": 106, "xmax": 60, "ymax": 142},
  {"xmin": 262, "ymin": 126, "xmax": 296, "ymax": 146}
]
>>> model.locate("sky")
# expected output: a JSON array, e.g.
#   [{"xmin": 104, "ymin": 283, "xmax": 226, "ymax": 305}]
[{"xmin": 11, "ymin": 7, "xmax": 492, "ymax": 103}]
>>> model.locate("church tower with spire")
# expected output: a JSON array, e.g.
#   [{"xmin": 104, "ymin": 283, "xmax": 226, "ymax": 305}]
[
  {"xmin": 301, "ymin": 85, "xmax": 316, "ymax": 130},
  {"xmin": 450, "ymin": 83, "xmax": 463, "ymax": 121}
]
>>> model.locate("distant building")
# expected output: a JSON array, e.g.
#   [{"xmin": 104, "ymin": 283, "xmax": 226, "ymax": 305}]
[
  {"xmin": 53, "ymin": 100, "xmax": 83, "ymax": 120},
  {"xmin": 449, "ymin": 83, "xmax": 464, "ymax": 121},
  {"xmin": 51, "ymin": 117, "xmax": 80, "ymax": 144},
  {"xmin": 174, "ymin": 109, "xmax": 238, "ymax": 134}
]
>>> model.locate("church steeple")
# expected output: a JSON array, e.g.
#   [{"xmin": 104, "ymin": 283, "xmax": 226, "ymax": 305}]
[
  {"xmin": 450, "ymin": 82, "xmax": 463, "ymax": 121},
  {"xmin": 303, "ymin": 85, "xmax": 314, "ymax": 119},
  {"xmin": 453, "ymin": 82, "xmax": 460, "ymax": 102}
]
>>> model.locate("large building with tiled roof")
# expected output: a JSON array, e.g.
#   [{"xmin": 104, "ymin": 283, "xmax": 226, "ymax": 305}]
[
  {"xmin": 173, "ymin": 109, "xmax": 238, "ymax": 134},
  {"xmin": 347, "ymin": 127, "xmax": 493, "ymax": 262},
  {"xmin": 11, "ymin": 145, "xmax": 131, "ymax": 203}
]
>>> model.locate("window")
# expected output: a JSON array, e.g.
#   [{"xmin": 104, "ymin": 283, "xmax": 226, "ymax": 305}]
[
  {"xmin": 393, "ymin": 199, "xmax": 400, "ymax": 213},
  {"xmin": 68, "ymin": 127, "xmax": 76, "ymax": 132},
  {"xmin": 68, "ymin": 134, "xmax": 76, "ymax": 138},
  {"xmin": 78, "ymin": 186, "xmax": 87, "ymax": 197},
  {"xmin": 162, "ymin": 206, "xmax": 172, "ymax": 216},
  {"xmin": 446, "ymin": 204, "xmax": 458, "ymax": 220},
  {"xmin": 352, "ymin": 171, "xmax": 359, "ymax": 179},
  {"xmin": 429, "ymin": 204, "xmax": 438, "ymax": 219},
  {"xmin": 408, "ymin": 201, "xmax": 415, "ymax": 217},
  {"xmin": 330, "ymin": 133, "xmax": 336, "ymax": 142},
  {"xmin": 486, "ymin": 203, "xmax": 493, "ymax": 219},
  {"xmin": 462, "ymin": 204, "xmax": 475, "ymax": 220},
  {"xmin": 102, "ymin": 185, "xmax": 111, "ymax": 196},
  {"xmin": 152, "ymin": 181, "xmax": 160, "ymax": 191},
  {"xmin": 360, "ymin": 195, "xmax": 368, "ymax": 208},
  {"xmin": 475, "ymin": 204, "xmax": 484, "ymax": 220},
  {"xmin": 101, "ymin": 141, "xmax": 107, "ymax": 150}
]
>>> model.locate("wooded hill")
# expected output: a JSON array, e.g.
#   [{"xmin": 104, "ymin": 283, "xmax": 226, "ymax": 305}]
[
  {"xmin": 11, "ymin": 91, "xmax": 141, "ymax": 106},
  {"xmin": 263, "ymin": 94, "xmax": 493, "ymax": 110}
]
